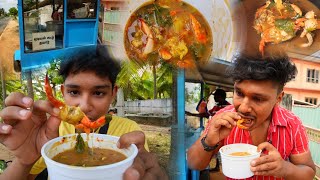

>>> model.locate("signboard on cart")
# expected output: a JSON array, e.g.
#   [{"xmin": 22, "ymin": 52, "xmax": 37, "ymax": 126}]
[{"xmin": 32, "ymin": 31, "xmax": 55, "ymax": 51}]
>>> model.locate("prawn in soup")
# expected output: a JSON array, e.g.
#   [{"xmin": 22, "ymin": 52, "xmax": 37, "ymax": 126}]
[
  {"xmin": 124, "ymin": 0, "xmax": 213, "ymax": 69},
  {"xmin": 52, "ymin": 147, "xmax": 127, "ymax": 167}
]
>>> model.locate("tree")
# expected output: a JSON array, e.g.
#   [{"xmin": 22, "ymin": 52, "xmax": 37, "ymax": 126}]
[
  {"xmin": 117, "ymin": 60, "xmax": 173, "ymax": 101},
  {"xmin": 8, "ymin": 7, "xmax": 18, "ymax": 18},
  {"xmin": 0, "ymin": 8, "xmax": 5, "ymax": 17}
]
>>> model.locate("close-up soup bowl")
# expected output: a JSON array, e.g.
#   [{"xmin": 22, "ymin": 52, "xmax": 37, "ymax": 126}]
[
  {"xmin": 219, "ymin": 143, "xmax": 261, "ymax": 179},
  {"xmin": 123, "ymin": 0, "xmax": 213, "ymax": 68},
  {"xmin": 41, "ymin": 133, "xmax": 138, "ymax": 180}
]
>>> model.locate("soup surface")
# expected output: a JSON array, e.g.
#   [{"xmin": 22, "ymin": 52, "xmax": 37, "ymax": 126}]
[
  {"xmin": 229, "ymin": 152, "xmax": 251, "ymax": 156},
  {"xmin": 52, "ymin": 148, "xmax": 127, "ymax": 167},
  {"xmin": 124, "ymin": 0, "xmax": 213, "ymax": 69}
]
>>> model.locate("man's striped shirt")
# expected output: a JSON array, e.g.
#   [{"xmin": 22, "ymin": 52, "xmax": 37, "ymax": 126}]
[{"xmin": 205, "ymin": 105, "xmax": 309, "ymax": 180}]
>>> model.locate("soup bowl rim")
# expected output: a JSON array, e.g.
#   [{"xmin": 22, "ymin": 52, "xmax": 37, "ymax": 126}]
[
  {"xmin": 219, "ymin": 143, "xmax": 262, "ymax": 158},
  {"xmin": 41, "ymin": 133, "xmax": 138, "ymax": 170}
]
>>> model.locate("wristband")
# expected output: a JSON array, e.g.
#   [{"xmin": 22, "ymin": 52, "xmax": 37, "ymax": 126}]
[{"xmin": 201, "ymin": 136, "xmax": 220, "ymax": 152}]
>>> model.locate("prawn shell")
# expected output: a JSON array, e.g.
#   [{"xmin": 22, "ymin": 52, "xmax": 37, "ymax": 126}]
[{"xmin": 59, "ymin": 106, "xmax": 85, "ymax": 125}]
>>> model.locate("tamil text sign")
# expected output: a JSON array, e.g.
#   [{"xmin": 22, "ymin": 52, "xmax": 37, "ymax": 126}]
[{"xmin": 32, "ymin": 31, "xmax": 55, "ymax": 51}]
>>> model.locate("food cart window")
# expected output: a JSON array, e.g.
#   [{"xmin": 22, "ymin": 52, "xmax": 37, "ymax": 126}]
[
  {"xmin": 23, "ymin": 0, "xmax": 64, "ymax": 53},
  {"xmin": 67, "ymin": 0, "xmax": 97, "ymax": 19}
]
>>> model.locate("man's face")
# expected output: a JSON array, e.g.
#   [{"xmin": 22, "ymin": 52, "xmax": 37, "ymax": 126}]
[
  {"xmin": 61, "ymin": 71, "xmax": 117, "ymax": 121},
  {"xmin": 233, "ymin": 80, "xmax": 283, "ymax": 130}
]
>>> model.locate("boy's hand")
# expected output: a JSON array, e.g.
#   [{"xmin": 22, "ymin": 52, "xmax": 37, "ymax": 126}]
[
  {"xmin": 205, "ymin": 112, "xmax": 240, "ymax": 145},
  {"xmin": 118, "ymin": 131, "xmax": 168, "ymax": 180},
  {"xmin": 0, "ymin": 92, "xmax": 61, "ymax": 165}
]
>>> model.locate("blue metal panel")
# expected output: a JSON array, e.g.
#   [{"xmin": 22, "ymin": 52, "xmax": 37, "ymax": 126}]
[
  {"xmin": 14, "ymin": 50, "xmax": 21, "ymax": 61},
  {"xmin": 17, "ymin": 0, "xmax": 25, "ymax": 53},
  {"xmin": 309, "ymin": 141, "xmax": 320, "ymax": 167},
  {"xmin": 65, "ymin": 21, "xmax": 97, "ymax": 47},
  {"xmin": 173, "ymin": 69, "xmax": 187, "ymax": 180},
  {"xmin": 292, "ymin": 106, "xmax": 320, "ymax": 129},
  {"xmin": 20, "ymin": 45, "xmax": 96, "ymax": 71},
  {"xmin": 292, "ymin": 106, "xmax": 320, "ymax": 170}
]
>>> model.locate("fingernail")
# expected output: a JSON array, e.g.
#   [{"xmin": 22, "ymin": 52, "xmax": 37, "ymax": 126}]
[
  {"xmin": 2, "ymin": 125, "xmax": 10, "ymax": 133},
  {"xmin": 19, "ymin": 109, "xmax": 29, "ymax": 117},
  {"xmin": 251, "ymin": 160, "xmax": 256, "ymax": 166},
  {"xmin": 22, "ymin": 97, "xmax": 32, "ymax": 106},
  {"xmin": 53, "ymin": 108, "xmax": 60, "ymax": 116}
]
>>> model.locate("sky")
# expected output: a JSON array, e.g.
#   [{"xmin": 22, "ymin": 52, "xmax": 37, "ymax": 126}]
[{"xmin": 0, "ymin": 0, "xmax": 18, "ymax": 12}]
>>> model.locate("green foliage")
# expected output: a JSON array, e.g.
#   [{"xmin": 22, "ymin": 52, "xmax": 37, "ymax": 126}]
[
  {"xmin": 23, "ymin": 0, "xmax": 37, "ymax": 11},
  {"xmin": 0, "ymin": 59, "xmax": 64, "ymax": 109},
  {"xmin": 8, "ymin": 7, "xmax": 18, "ymax": 17},
  {"xmin": 185, "ymin": 85, "xmax": 201, "ymax": 104},
  {"xmin": 0, "ymin": 79, "xmax": 27, "ymax": 109},
  {"xmin": 153, "ymin": 4, "xmax": 173, "ymax": 27},
  {"xmin": 117, "ymin": 61, "xmax": 173, "ymax": 100}
]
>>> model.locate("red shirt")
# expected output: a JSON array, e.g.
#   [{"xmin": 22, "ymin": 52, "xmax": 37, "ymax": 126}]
[
  {"xmin": 208, "ymin": 101, "xmax": 231, "ymax": 115},
  {"xmin": 205, "ymin": 105, "xmax": 309, "ymax": 180}
]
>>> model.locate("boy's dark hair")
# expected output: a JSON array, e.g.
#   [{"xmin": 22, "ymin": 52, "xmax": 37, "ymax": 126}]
[
  {"xmin": 228, "ymin": 55, "xmax": 297, "ymax": 92},
  {"xmin": 59, "ymin": 46, "xmax": 121, "ymax": 88}
]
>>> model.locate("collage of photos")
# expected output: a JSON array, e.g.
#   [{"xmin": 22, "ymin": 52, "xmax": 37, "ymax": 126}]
[{"xmin": 0, "ymin": 0, "xmax": 320, "ymax": 179}]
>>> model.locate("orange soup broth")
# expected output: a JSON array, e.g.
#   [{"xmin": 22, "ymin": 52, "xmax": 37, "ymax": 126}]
[
  {"xmin": 52, "ymin": 148, "xmax": 127, "ymax": 167},
  {"xmin": 229, "ymin": 152, "xmax": 251, "ymax": 156}
]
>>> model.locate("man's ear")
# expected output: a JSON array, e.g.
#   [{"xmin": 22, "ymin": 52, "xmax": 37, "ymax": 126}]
[{"xmin": 276, "ymin": 91, "xmax": 284, "ymax": 104}]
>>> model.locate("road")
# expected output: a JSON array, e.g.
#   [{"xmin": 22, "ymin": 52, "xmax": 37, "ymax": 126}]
[{"xmin": 0, "ymin": 17, "xmax": 10, "ymax": 36}]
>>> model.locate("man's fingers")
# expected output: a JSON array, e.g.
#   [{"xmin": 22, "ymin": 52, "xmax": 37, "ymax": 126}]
[
  {"xmin": 257, "ymin": 141, "xmax": 276, "ymax": 152},
  {"xmin": 251, "ymin": 154, "xmax": 275, "ymax": 167},
  {"xmin": 118, "ymin": 131, "xmax": 145, "ymax": 150},
  {"xmin": 213, "ymin": 112, "xmax": 240, "ymax": 127},
  {"xmin": 5, "ymin": 92, "xmax": 33, "ymax": 108},
  {"xmin": 251, "ymin": 161, "xmax": 277, "ymax": 172}
]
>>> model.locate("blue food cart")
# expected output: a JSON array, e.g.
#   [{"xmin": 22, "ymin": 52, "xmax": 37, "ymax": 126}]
[{"xmin": 14, "ymin": 0, "xmax": 100, "ymax": 72}]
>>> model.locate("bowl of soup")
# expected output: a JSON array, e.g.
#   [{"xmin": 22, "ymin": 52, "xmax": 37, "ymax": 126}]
[
  {"xmin": 219, "ymin": 143, "xmax": 261, "ymax": 179},
  {"xmin": 123, "ymin": 0, "xmax": 214, "ymax": 69},
  {"xmin": 41, "ymin": 133, "xmax": 138, "ymax": 180}
]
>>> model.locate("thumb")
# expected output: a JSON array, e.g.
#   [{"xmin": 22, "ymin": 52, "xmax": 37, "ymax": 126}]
[{"xmin": 257, "ymin": 141, "xmax": 276, "ymax": 153}]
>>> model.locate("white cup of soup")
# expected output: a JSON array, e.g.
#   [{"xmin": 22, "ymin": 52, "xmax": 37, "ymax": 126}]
[
  {"xmin": 41, "ymin": 133, "xmax": 138, "ymax": 180},
  {"xmin": 219, "ymin": 143, "xmax": 261, "ymax": 179}
]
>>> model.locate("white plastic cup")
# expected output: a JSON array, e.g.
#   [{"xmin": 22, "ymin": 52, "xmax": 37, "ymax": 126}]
[
  {"xmin": 219, "ymin": 143, "xmax": 261, "ymax": 179},
  {"xmin": 41, "ymin": 133, "xmax": 138, "ymax": 180}
]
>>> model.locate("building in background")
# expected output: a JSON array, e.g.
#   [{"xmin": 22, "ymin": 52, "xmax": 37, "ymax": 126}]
[{"xmin": 285, "ymin": 58, "xmax": 320, "ymax": 105}]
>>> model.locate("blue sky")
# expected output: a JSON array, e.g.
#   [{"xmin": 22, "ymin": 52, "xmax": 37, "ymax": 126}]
[{"xmin": 0, "ymin": 0, "xmax": 18, "ymax": 12}]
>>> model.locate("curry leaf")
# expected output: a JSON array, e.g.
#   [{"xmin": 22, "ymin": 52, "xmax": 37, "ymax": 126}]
[
  {"xmin": 154, "ymin": 4, "xmax": 172, "ymax": 27},
  {"xmin": 75, "ymin": 133, "xmax": 86, "ymax": 153},
  {"xmin": 275, "ymin": 19, "xmax": 295, "ymax": 36}
]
